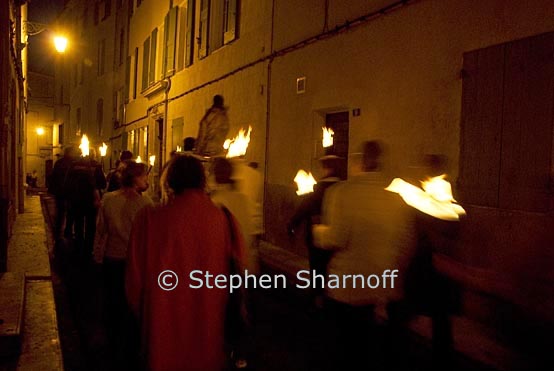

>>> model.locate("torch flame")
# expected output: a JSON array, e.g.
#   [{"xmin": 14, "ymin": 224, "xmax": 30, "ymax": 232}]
[
  {"xmin": 99, "ymin": 142, "xmax": 108, "ymax": 157},
  {"xmin": 79, "ymin": 134, "xmax": 90, "ymax": 157},
  {"xmin": 149, "ymin": 155, "xmax": 156, "ymax": 166},
  {"xmin": 385, "ymin": 175, "xmax": 466, "ymax": 221},
  {"xmin": 176, "ymin": 145, "xmax": 182, "ymax": 152},
  {"xmin": 322, "ymin": 127, "xmax": 334, "ymax": 148},
  {"xmin": 224, "ymin": 126, "xmax": 252, "ymax": 158},
  {"xmin": 294, "ymin": 170, "xmax": 317, "ymax": 196},
  {"xmin": 136, "ymin": 155, "xmax": 142, "ymax": 163}
]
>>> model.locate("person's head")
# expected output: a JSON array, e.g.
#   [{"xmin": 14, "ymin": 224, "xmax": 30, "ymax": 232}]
[
  {"xmin": 361, "ymin": 141, "xmax": 382, "ymax": 172},
  {"xmin": 88, "ymin": 148, "xmax": 98, "ymax": 160},
  {"xmin": 165, "ymin": 155, "xmax": 206, "ymax": 195},
  {"xmin": 183, "ymin": 137, "xmax": 195, "ymax": 151},
  {"xmin": 213, "ymin": 94, "xmax": 224, "ymax": 108},
  {"xmin": 212, "ymin": 158, "xmax": 235, "ymax": 185},
  {"xmin": 120, "ymin": 160, "xmax": 149, "ymax": 192},
  {"xmin": 120, "ymin": 150, "xmax": 133, "ymax": 161},
  {"xmin": 64, "ymin": 146, "xmax": 80, "ymax": 159},
  {"xmin": 423, "ymin": 154, "xmax": 448, "ymax": 177}
]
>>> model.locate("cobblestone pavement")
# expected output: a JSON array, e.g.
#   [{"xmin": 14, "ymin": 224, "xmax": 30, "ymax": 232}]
[{"xmin": 42, "ymin": 195, "xmax": 496, "ymax": 371}]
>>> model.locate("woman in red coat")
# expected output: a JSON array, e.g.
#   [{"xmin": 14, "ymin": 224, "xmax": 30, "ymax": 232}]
[{"xmin": 126, "ymin": 155, "xmax": 245, "ymax": 370}]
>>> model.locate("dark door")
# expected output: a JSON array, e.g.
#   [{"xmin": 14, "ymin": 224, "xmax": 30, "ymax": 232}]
[{"xmin": 325, "ymin": 111, "xmax": 349, "ymax": 180}]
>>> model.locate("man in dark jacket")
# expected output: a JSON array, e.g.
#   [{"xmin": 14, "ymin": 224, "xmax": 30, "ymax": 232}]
[
  {"xmin": 66, "ymin": 148, "xmax": 107, "ymax": 261},
  {"xmin": 48, "ymin": 146, "xmax": 80, "ymax": 241},
  {"xmin": 287, "ymin": 155, "xmax": 344, "ymax": 307}
]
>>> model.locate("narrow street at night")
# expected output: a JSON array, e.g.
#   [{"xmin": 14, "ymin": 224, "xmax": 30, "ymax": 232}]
[
  {"xmin": 2, "ymin": 0, "xmax": 554, "ymax": 370},
  {"xmin": 36, "ymin": 193, "xmax": 496, "ymax": 371}
]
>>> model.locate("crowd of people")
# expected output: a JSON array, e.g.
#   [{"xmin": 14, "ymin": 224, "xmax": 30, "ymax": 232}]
[{"xmin": 47, "ymin": 95, "xmax": 460, "ymax": 371}]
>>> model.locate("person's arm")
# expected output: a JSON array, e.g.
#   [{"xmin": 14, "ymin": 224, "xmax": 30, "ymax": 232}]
[{"xmin": 312, "ymin": 184, "xmax": 349, "ymax": 250}]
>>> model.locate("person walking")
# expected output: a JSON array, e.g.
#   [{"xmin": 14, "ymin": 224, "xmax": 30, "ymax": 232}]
[
  {"xmin": 94, "ymin": 160, "xmax": 152, "ymax": 369},
  {"xmin": 126, "ymin": 155, "xmax": 246, "ymax": 371}
]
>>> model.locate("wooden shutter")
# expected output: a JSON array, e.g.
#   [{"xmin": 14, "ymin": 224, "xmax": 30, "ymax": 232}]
[
  {"xmin": 142, "ymin": 37, "xmax": 150, "ymax": 90},
  {"xmin": 185, "ymin": 0, "xmax": 196, "ymax": 66},
  {"xmin": 133, "ymin": 47, "xmax": 139, "ymax": 98},
  {"xmin": 199, "ymin": 0, "xmax": 209, "ymax": 58},
  {"xmin": 163, "ymin": 7, "xmax": 178, "ymax": 77},
  {"xmin": 125, "ymin": 56, "xmax": 131, "ymax": 102},
  {"xmin": 149, "ymin": 29, "xmax": 158, "ymax": 84},
  {"xmin": 498, "ymin": 33, "xmax": 554, "ymax": 212},
  {"xmin": 223, "ymin": 0, "xmax": 237, "ymax": 44},
  {"xmin": 459, "ymin": 45, "xmax": 504, "ymax": 207}
]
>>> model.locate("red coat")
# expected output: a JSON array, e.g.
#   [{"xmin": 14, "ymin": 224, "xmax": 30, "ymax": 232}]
[{"xmin": 126, "ymin": 190, "xmax": 245, "ymax": 371}]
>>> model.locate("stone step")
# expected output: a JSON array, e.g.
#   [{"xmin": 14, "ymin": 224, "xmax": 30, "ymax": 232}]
[
  {"xmin": 16, "ymin": 280, "xmax": 63, "ymax": 371},
  {"xmin": 0, "ymin": 272, "xmax": 26, "ymax": 357}
]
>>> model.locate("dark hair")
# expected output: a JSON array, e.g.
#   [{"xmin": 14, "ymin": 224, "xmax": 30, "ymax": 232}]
[
  {"xmin": 183, "ymin": 137, "xmax": 195, "ymax": 151},
  {"xmin": 213, "ymin": 157, "xmax": 234, "ymax": 184},
  {"xmin": 166, "ymin": 155, "xmax": 206, "ymax": 194},
  {"xmin": 213, "ymin": 94, "xmax": 224, "ymax": 108},
  {"xmin": 362, "ymin": 141, "xmax": 382, "ymax": 172},
  {"xmin": 120, "ymin": 161, "xmax": 148, "ymax": 188},
  {"xmin": 120, "ymin": 150, "xmax": 133, "ymax": 161}
]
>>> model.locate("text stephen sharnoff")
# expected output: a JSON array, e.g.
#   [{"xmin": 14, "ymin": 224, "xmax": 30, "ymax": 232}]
[{"xmin": 187, "ymin": 269, "xmax": 399, "ymax": 293}]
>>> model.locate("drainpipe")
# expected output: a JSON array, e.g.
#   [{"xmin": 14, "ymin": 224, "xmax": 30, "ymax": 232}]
[{"xmin": 263, "ymin": 0, "xmax": 276, "ymax": 236}]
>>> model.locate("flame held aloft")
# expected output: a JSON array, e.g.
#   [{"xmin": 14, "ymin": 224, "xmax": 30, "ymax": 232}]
[
  {"xmin": 149, "ymin": 155, "xmax": 156, "ymax": 167},
  {"xmin": 322, "ymin": 127, "xmax": 334, "ymax": 148},
  {"xmin": 79, "ymin": 134, "xmax": 90, "ymax": 157},
  {"xmin": 385, "ymin": 175, "xmax": 466, "ymax": 221},
  {"xmin": 224, "ymin": 126, "xmax": 252, "ymax": 158},
  {"xmin": 135, "ymin": 155, "xmax": 142, "ymax": 163},
  {"xmin": 176, "ymin": 145, "xmax": 182, "ymax": 152},
  {"xmin": 99, "ymin": 142, "xmax": 108, "ymax": 157},
  {"xmin": 294, "ymin": 170, "xmax": 317, "ymax": 196}
]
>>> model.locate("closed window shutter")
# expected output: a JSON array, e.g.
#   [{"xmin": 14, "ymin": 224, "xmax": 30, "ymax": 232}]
[
  {"xmin": 133, "ymin": 47, "xmax": 139, "ymax": 98},
  {"xmin": 149, "ymin": 28, "xmax": 158, "ymax": 84},
  {"xmin": 185, "ymin": 0, "xmax": 196, "ymax": 67},
  {"xmin": 142, "ymin": 37, "xmax": 150, "ymax": 90},
  {"xmin": 163, "ymin": 7, "xmax": 178, "ymax": 77},
  {"xmin": 199, "ymin": 0, "xmax": 209, "ymax": 58},
  {"xmin": 125, "ymin": 56, "xmax": 131, "ymax": 102},
  {"xmin": 224, "ymin": 0, "xmax": 237, "ymax": 44}
]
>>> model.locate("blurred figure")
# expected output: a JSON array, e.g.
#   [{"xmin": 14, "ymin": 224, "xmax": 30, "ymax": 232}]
[
  {"xmin": 211, "ymin": 157, "xmax": 257, "ymax": 272},
  {"xmin": 106, "ymin": 150, "xmax": 133, "ymax": 192},
  {"xmin": 94, "ymin": 160, "xmax": 152, "ymax": 369},
  {"xmin": 288, "ymin": 155, "xmax": 343, "ymax": 308},
  {"xmin": 66, "ymin": 148, "xmax": 107, "ymax": 261},
  {"xmin": 27, "ymin": 170, "xmax": 38, "ymax": 188},
  {"xmin": 48, "ymin": 146, "xmax": 80, "ymax": 241},
  {"xmin": 313, "ymin": 141, "xmax": 415, "ymax": 369},
  {"xmin": 126, "ymin": 155, "xmax": 245, "ymax": 371},
  {"xmin": 194, "ymin": 94, "xmax": 230, "ymax": 157},
  {"xmin": 388, "ymin": 154, "xmax": 461, "ymax": 370},
  {"xmin": 183, "ymin": 136, "xmax": 195, "ymax": 152}
]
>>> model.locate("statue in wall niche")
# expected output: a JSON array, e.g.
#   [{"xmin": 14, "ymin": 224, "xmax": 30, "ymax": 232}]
[{"xmin": 194, "ymin": 94, "xmax": 230, "ymax": 157}]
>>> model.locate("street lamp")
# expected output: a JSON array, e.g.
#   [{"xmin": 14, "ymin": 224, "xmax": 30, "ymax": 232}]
[
  {"xmin": 35, "ymin": 127, "xmax": 44, "ymax": 154},
  {"xmin": 23, "ymin": 21, "xmax": 69, "ymax": 53},
  {"xmin": 53, "ymin": 36, "xmax": 68, "ymax": 53}
]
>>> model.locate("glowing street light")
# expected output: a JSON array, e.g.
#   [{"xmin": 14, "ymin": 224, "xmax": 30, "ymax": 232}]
[
  {"xmin": 36, "ymin": 127, "xmax": 45, "ymax": 136},
  {"xmin": 53, "ymin": 36, "xmax": 68, "ymax": 53}
]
